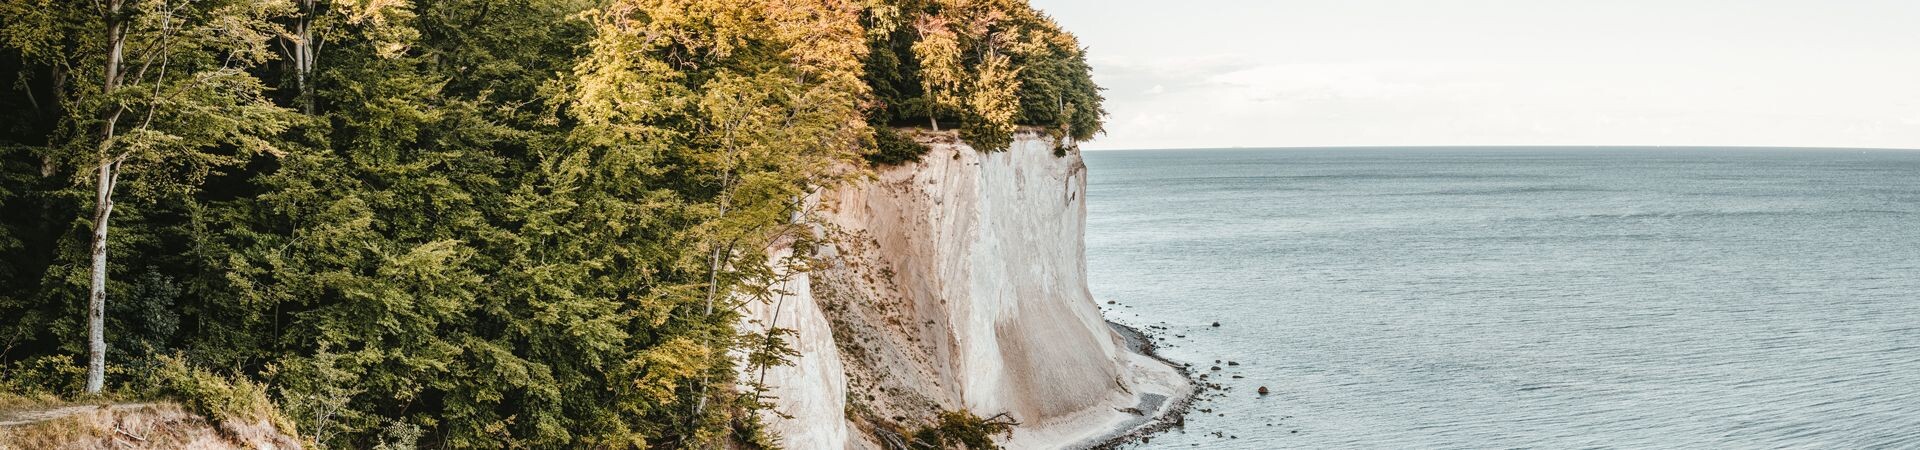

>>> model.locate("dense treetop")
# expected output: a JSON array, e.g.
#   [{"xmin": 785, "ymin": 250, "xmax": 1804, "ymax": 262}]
[
  {"xmin": 0, "ymin": 0, "xmax": 1100, "ymax": 448},
  {"xmin": 865, "ymin": 0, "xmax": 1105, "ymax": 152}
]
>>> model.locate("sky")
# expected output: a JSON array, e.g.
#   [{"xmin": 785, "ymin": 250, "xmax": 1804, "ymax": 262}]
[{"xmin": 1026, "ymin": 0, "xmax": 1920, "ymax": 150}]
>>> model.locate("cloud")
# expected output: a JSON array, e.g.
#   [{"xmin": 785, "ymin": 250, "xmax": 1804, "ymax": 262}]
[
  {"xmin": 1080, "ymin": 56, "xmax": 1920, "ymax": 151},
  {"xmin": 1035, "ymin": 0, "xmax": 1920, "ymax": 150},
  {"xmin": 1084, "ymin": 60, "xmax": 1514, "ymax": 149},
  {"xmin": 1091, "ymin": 53, "xmax": 1259, "ymax": 81}
]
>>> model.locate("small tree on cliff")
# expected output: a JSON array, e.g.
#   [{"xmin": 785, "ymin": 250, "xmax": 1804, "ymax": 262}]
[{"xmin": 912, "ymin": 12, "xmax": 962, "ymax": 131}]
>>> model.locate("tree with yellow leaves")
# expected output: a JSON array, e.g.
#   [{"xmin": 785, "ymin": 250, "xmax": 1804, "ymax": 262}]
[
  {"xmin": 565, "ymin": 0, "xmax": 870, "ymax": 445},
  {"xmin": 0, "ymin": 0, "xmax": 1102, "ymax": 447},
  {"xmin": 865, "ymin": 0, "xmax": 1104, "ymax": 155}
]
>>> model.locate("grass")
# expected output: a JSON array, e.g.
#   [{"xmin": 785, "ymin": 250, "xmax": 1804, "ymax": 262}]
[
  {"xmin": 0, "ymin": 392, "xmax": 71, "ymax": 417},
  {"xmin": 0, "ymin": 356, "xmax": 304, "ymax": 449}
]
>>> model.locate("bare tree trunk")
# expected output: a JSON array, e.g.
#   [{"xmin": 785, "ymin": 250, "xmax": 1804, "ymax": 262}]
[
  {"xmin": 292, "ymin": 0, "xmax": 317, "ymax": 114},
  {"xmin": 86, "ymin": 0, "xmax": 128, "ymax": 395},
  {"xmin": 689, "ymin": 197, "xmax": 729, "ymax": 425},
  {"xmin": 86, "ymin": 161, "xmax": 117, "ymax": 394},
  {"xmin": 928, "ymin": 97, "xmax": 941, "ymax": 132}
]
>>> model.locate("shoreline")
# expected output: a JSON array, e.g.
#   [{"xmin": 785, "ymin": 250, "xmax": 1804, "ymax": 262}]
[{"xmin": 1074, "ymin": 321, "xmax": 1200, "ymax": 449}]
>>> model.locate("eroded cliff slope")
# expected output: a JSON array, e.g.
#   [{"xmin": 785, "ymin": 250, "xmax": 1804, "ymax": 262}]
[{"xmin": 741, "ymin": 132, "xmax": 1189, "ymax": 449}]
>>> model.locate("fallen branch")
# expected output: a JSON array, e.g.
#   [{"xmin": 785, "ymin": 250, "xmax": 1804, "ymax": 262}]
[{"xmin": 115, "ymin": 426, "xmax": 149, "ymax": 441}]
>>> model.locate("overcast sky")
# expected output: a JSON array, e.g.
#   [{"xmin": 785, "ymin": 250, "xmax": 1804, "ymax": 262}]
[{"xmin": 1028, "ymin": 0, "xmax": 1920, "ymax": 150}]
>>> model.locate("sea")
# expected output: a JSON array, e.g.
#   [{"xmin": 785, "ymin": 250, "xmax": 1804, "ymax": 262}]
[{"xmin": 1084, "ymin": 147, "xmax": 1920, "ymax": 449}]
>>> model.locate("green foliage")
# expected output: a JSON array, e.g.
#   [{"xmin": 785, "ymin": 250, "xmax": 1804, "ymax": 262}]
[
  {"xmin": 149, "ymin": 355, "xmax": 294, "ymax": 433},
  {"xmin": 372, "ymin": 419, "xmax": 424, "ymax": 450},
  {"xmin": 1013, "ymin": 38, "xmax": 1105, "ymax": 144},
  {"xmin": 108, "ymin": 268, "xmax": 182, "ymax": 365},
  {"xmin": 867, "ymin": 127, "xmax": 932, "ymax": 165},
  {"xmin": 270, "ymin": 350, "xmax": 366, "ymax": 447},
  {"xmin": 863, "ymin": 0, "xmax": 1105, "ymax": 151},
  {"xmin": 0, "ymin": 355, "xmax": 86, "ymax": 398},
  {"xmin": 907, "ymin": 411, "xmax": 1018, "ymax": 450},
  {"xmin": 0, "ymin": 0, "xmax": 1103, "ymax": 447}
]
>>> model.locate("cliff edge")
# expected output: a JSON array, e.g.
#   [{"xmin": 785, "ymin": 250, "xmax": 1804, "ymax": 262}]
[
  {"xmin": 0, "ymin": 402, "xmax": 301, "ymax": 450},
  {"xmin": 741, "ymin": 131, "xmax": 1191, "ymax": 449}
]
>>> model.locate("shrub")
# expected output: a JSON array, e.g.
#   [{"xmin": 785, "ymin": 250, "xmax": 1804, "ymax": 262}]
[
  {"xmin": 148, "ymin": 355, "xmax": 294, "ymax": 435},
  {"xmin": 0, "ymin": 355, "xmax": 86, "ymax": 398},
  {"xmin": 868, "ymin": 127, "xmax": 933, "ymax": 166},
  {"xmin": 907, "ymin": 411, "xmax": 1017, "ymax": 449}
]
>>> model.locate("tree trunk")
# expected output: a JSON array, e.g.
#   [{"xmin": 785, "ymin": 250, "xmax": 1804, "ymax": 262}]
[
  {"xmin": 928, "ymin": 95, "xmax": 941, "ymax": 131},
  {"xmin": 86, "ymin": 0, "xmax": 128, "ymax": 395},
  {"xmin": 690, "ymin": 198, "xmax": 729, "ymax": 422},
  {"xmin": 292, "ymin": 0, "xmax": 317, "ymax": 114},
  {"xmin": 86, "ymin": 161, "xmax": 116, "ymax": 394}
]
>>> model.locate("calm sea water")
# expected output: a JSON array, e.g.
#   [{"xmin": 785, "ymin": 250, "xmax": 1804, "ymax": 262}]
[{"xmin": 1085, "ymin": 147, "xmax": 1920, "ymax": 449}]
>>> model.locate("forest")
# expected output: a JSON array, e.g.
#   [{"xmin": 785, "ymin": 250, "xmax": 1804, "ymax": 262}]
[{"xmin": 0, "ymin": 0, "xmax": 1101, "ymax": 447}]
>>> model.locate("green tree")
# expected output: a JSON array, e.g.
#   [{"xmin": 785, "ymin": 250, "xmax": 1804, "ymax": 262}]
[
  {"xmin": 858, "ymin": 0, "xmax": 1106, "ymax": 156},
  {"xmin": 558, "ymin": 0, "xmax": 868, "ymax": 444},
  {"xmin": 0, "ymin": 0, "xmax": 295, "ymax": 393},
  {"xmin": 0, "ymin": 0, "xmax": 1105, "ymax": 447}
]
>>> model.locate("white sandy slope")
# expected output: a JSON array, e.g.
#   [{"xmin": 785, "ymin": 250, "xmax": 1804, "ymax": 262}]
[
  {"xmin": 738, "ymin": 245, "xmax": 852, "ymax": 449},
  {"xmin": 741, "ymin": 131, "xmax": 1190, "ymax": 449}
]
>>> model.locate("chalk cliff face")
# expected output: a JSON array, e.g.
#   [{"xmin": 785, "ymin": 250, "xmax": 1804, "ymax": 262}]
[{"xmin": 740, "ymin": 132, "xmax": 1188, "ymax": 449}]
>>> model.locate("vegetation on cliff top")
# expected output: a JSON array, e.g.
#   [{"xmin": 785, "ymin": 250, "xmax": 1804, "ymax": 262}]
[
  {"xmin": 0, "ymin": 0, "xmax": 1100, "ymax": 447},
  {"xmin": 864, "ymin": 0, "xmax": 1106, "ymax": 154}
]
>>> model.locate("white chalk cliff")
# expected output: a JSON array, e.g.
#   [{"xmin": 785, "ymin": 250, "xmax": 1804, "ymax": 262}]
[{"xmin": 740, "ymin": 131, "xmax": 1190, "ymax": 449}]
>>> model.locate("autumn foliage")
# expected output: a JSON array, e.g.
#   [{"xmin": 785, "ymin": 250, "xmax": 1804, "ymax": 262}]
[{"xmin": 0, "ymin": 0, "xmax": 1101, "ymax": 448}]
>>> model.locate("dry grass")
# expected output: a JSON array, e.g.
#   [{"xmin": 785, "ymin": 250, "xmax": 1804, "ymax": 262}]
[
  {"xmin": 0, "ymin": 392, "xmax": 65, "ymax": 415},
  {"xmin": 0, "ymin": 403, "xmax": 302, "ymax": 450}
]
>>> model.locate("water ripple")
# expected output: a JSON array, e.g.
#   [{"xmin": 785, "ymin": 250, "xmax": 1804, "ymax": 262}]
[{"xmin": 1086, "ymin": 148, "xmax": 1920, "ymax": 449}]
